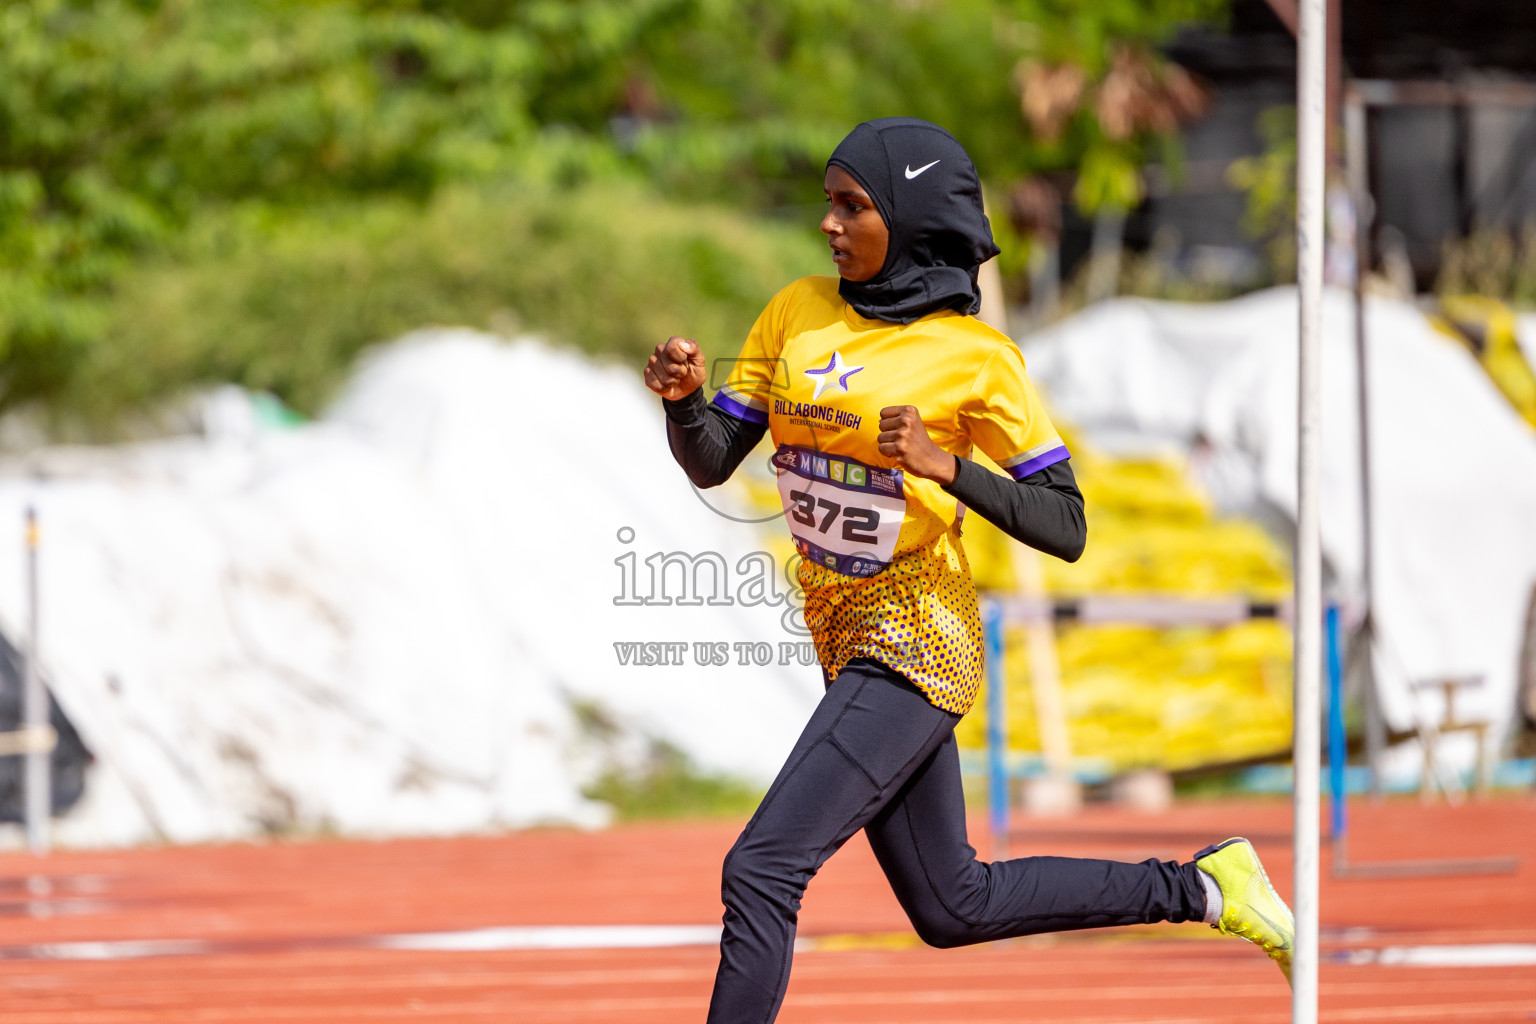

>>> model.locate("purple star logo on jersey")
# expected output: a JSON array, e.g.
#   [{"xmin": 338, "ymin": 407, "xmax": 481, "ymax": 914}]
[{"xmin": 804, "ymin": 350, "xmax": 864, "ymax": 400}]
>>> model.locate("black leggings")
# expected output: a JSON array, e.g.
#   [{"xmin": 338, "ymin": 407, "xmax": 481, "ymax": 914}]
[{"xmin": 707, "ymin": 658, "xmax": 1209, "ymax": 1024}]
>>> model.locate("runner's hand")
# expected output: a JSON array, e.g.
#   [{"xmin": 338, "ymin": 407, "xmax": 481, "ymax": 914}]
[
  {"xmin": 878, "ymin": 406, "xmax": 957, "ymax": 485},
  {"xmin": 645, "ymin": 336, "xmax": 707, "ymax": 401}
]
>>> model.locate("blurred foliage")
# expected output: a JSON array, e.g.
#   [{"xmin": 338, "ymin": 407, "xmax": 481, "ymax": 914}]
[
  {"xmin": 1, "ymin": 0, "xmax": 1224, "ymax": 427},
  {"xmin": 1051, "ymin": 228, "xmax": 1257, "ymax": 310},
  {"xmin": 1226, "ymin": 105, "xmax": 1296, "ymax": 283},
  {"xmin": 584, "ymin": 739, "xmax": 763, "ymax": 821},
  {"xmin": 1112, "ymin": 248, "xmax": 1253, "ymax": 302},
  {"xmin": 1437, "ymin": 224, "xmax": 1536, "ymax": 307},
  {"xmin": 93, "ymin": 180, "xmax": 824, "ymax": 419}
]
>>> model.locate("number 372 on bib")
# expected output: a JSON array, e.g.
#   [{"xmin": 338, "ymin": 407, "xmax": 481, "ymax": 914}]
[{"xmin": 772, "ymin": 445, "xmax": 905, "ymax": 578}]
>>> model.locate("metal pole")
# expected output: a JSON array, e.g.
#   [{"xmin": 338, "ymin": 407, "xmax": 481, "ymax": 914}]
[
  {"xmin": 983, "ymin": 599, "xmax": 1008, "ymax": 861},
  {"xmin": 23, "ymin": 506, "xmax": 49, "ymax": 856},
  {"xmin": 1326, "ymin": 605, "xmax": 1347, "ymax": 866},
  {"xmin": 1344, "ymin": 89, "xmax": 1386, "ymax": 800},
  {"xmin": 1294, "ymin": 0, "xmax": 1326, "ymax": 1017}
]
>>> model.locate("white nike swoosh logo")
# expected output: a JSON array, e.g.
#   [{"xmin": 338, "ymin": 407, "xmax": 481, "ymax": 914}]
[{"xmin": 904, "ymin": 160, "xmax": 940, "ymax": 180}]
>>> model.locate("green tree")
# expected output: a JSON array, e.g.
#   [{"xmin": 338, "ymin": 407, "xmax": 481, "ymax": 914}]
[{"xmin": 0, "ymin": 0, "xmax": 1225, "ymax": 427}]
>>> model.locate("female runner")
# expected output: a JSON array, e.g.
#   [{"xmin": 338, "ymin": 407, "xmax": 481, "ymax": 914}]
[{"xmin": 644, "ymin": 117, "xmax": 1293, "ymax": 1023}]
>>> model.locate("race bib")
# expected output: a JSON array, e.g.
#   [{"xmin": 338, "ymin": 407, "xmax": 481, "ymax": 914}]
[{"xmin": 772, "ymin": 444, "xmax": 905, "ymax": 577}]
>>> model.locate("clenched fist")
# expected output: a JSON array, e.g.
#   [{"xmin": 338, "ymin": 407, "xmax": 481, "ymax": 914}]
[
  {"xmin": 644, "ymin": 336, "xmax": 707, "ymax": 400},
  {"xmin": 878, "ymin": 405, "xmax": 957, "ymax": 485}
]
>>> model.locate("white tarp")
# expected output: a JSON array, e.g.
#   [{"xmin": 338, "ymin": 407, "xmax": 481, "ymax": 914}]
[
  {"xmin": 1518, "ymin": 314, "xmax": 1536, "ymax": 377},
  {"xmin": 0, "ymin": 330, "xmax": 821, "ymax": 847},
  {"xmin": 1023, "ymin": 288, "xmax": 1536, "ymax": 752}
]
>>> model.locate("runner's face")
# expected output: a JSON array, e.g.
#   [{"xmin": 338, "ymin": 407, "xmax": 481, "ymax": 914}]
[{"xmin": 821, "ymin": 165, "xmax": 889, "ymax": 282}]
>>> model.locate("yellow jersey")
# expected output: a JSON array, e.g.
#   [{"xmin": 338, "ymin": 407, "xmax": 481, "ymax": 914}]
[{"xmin": 713, "ymin": 276, "xmax": 1068, "ymax": 714}]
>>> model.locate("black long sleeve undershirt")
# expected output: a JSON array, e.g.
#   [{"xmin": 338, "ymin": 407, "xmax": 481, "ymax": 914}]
[
  {"xmin": 940, "ymin": 456, "xmax": 1085, "ymax": 563},
  {"xmin": 662, "ymin": 390, "xmax": 1086, "ymax": 562},
  {"xmin": 663, "ymin": 389, "xmax": 766, "ymax": 488}
]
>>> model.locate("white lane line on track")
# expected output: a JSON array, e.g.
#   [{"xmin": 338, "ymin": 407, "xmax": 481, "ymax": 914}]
[
  {"xmin": 1338, "ymin": 943, "xmax": 1536, "ymax": 968},
  {"xmin": 21, "ymin": 938, "xmax": 214, "ymax": 961},
  {"xmin": 0, "ymin": 925, "xmax": 725, "ymax": 960},
  {"xmin": 5, "ymin": 929, "xmax": 1534, "ymax": 967},
  {"xmin": 374, "ymin": 924, "xmax": 723, "ymax": 952}
]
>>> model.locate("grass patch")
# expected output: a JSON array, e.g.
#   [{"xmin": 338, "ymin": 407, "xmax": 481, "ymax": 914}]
[{"xmin": 584, "ymin": 741, "xmax": 764, "ymax": 823}]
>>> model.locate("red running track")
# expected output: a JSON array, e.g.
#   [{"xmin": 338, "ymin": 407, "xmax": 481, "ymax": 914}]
[{"xmin": 0, "ymin": 797, "xmax": 1531, "ymax": 1023}]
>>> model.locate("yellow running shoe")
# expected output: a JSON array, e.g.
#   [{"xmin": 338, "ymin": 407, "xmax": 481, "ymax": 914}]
[{"xmin": 1194, "ymin": 837, "xmax": 1295, "ymax": 987}]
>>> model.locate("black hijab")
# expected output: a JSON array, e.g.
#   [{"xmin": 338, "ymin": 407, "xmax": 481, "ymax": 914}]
[{"xmin": 826, "ymin": 117, "xmax": 1000, "ymax": 324}]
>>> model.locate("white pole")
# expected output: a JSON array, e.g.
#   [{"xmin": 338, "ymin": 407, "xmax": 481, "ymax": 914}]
[{"xmin": 1294, "ymin": 0, "xmax": 1325, "ymax": 1019}]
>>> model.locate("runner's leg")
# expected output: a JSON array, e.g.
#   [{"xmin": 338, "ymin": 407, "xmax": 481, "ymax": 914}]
[
  {"xmin": 865, "ymin": 724, "xmax": 1207, "ymax": 945},
  {"xmin": 706, "ymin": 659, "xmax": 961, "ymax": 1024}
]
